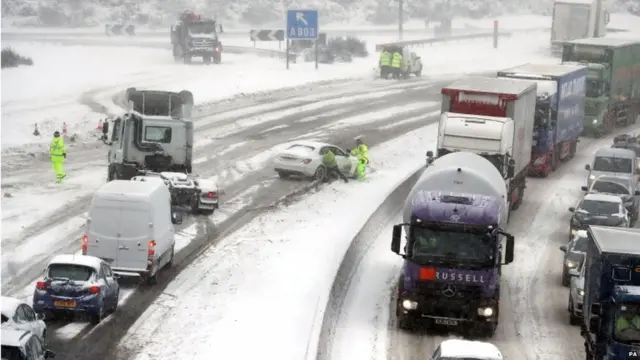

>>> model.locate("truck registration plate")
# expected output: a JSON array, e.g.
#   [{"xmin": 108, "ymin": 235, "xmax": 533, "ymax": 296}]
[{"xmin": 434, "ymin": 319, "xmax": 458, "ymax": 326}]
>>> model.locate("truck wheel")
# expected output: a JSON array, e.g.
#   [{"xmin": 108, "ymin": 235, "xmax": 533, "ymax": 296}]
[
  {"xmin": 214, "ymin": 55, "xmax": 221, "ymax": 64},
  {"xmin": 477, "ymin": 322, "xmax": 497, "ymax": 337},
  {"xmin": 183, "ymin": 55, "xmax": 192, "ymax": 64},
  {"xmin": 562, "ymin": 271, "xmax": 570, "ymax": 287},
  {"xmin": 414, "ymin": 68, "xmax": 422, "ymax": 77},
  {"xmin": 203, "ymin": 55, "xmax": 212, "ymax": 64},
  {"xmin": 569, "ymin": 298, "xmax": 581, "ymax": 325},
  {"xmin": 397, "ymin": 313, "xmax": 413, "ymax": 330},
  {"xmin": 145, "ymin": 272, "xmax": 158, "ymax": 285}
]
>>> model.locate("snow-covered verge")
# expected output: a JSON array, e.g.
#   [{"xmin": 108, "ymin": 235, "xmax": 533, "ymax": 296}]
[
  {"xmin": 0, "ymin": 41, "xmax": 373, "ymax": 153},
  {"xmin": 117, "ymin": 122, "xmax": 436, "ymax": 360}
]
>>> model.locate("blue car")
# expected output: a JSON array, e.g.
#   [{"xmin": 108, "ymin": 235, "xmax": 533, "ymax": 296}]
[{"xmin": 33, "ymin": 254, "xmax": 120, "ymax": 324}]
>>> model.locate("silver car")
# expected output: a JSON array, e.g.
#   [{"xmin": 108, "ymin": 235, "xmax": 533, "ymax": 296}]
[
  {"xmin": 585, "ymin": 147, "xmax": 637, "ymax": 188},
  {"xmin": 272, "ymin": 141, "xmax": 359, "ymax": 180},
  {"xmin": 568, "ymin": 254, "xmax": 586, "ymax": 326}
]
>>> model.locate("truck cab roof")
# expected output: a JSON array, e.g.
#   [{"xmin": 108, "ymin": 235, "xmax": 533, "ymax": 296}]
[
  {"xmin": 499, "ymin": 63, "xmax": 586, "ymax": 78},
  {"xmin": 589, "ymin": 226, "xmax": 640, "ymax": 255},
  {"xmin": 566, "ymin": 37, "xmax": 640, "ymax": 47},
  {"xmin": 442, "ymin": 76, "xmax": 536, "ymax": 99}
]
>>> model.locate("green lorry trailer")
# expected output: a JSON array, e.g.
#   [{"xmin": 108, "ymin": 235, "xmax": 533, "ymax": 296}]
[{"xmin": 562, "ymin": 37, "xmax": 640, "ymax": 137}]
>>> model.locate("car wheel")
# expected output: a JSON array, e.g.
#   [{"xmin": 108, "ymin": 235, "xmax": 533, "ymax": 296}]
[
  {"xmin": 90, "ymin": 305, "xmax": 104, "ymax": 325},
  {"xmin": 277, "ymin": 170, "xmax": 289, "ymax": 179},
  {"xmin": 41, "ymin": 330, "xmax": 47, "ymax": 346},
  {"xmin": 167, "ymin": 245, "xmax": 175, "ymax": 268},
  {"xmin": 313, "ymin": 166, "xmax": 326, "ymax": 181},
  {"xmin": 561, "ymin": 271, "xmax": 570, "ymax": 287},
  {"xmin": 111, "ymin": 291, "xmax": 119, "ymax": 313}
]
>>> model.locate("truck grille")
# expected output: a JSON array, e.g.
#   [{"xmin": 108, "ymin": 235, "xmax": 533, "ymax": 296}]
[
  {"xmin": 585, "ymin": 102, "xmax": 597, "ymax": 116},
  {"xmin": 417, "ymin": 282, "xmax": 484, "ymax": 300}
]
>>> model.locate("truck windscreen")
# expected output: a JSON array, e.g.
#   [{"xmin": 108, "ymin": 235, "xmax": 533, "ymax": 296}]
[
  {"xmin": 410, "ymin": 227, "xmax": 495, "ymax": 266},
  {"xmin": 613, "ymin": 303, "xmax": 640, "ymax": 343},
  {"xmin": 552, "ymin": 3, "xmax": 589, "ymax": 41},
  {"xmin": 188, "ymin": 22, "xmax": 216, "ymax": 34}
]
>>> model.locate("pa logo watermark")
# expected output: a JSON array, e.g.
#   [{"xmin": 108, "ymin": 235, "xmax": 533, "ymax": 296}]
[{"xmin": 629, "ymin": 350, "xmax": 640, "ymax": 358}]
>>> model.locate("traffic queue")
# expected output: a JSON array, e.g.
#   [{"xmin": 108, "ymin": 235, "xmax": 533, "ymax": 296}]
[{"xmin": 394, "ymin": 37, "xmax": 640, "ymax": 359}]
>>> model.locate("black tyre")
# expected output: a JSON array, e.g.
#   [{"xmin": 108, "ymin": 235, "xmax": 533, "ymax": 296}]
[
  {"xmin": 214, "ymin": 55, "xmax": 221, "ymax": 64},
  {"xmin": 313, "ymin": 166, "xmax": 326, "ymax": 181},
  {"xmin": 166, "ymin": 245, "xmax": 175, "ymax": 268},
  {"xmin": 397, "ymin": 313, "xmax": 413, "ymax": 330},
  {"xmin": 110, "ymin": 291, "xmax": 119, "ymax": 313},
  {"xmin": 562, "ymin": 272, "xmax": 570, "ymax": 287},
  {"xmin": 477, "ymin": 322, "xmax": 497, "ymax": 337},
  {"xmin": 414, "ymin": 68, "xmax": 422, "ymax": 77},
  {"xmin": 203, "ymin": 55, "xmax": 212, "ymax": 64},
  {"xmin": 277, "ymin": 170, "xmax": 290, "ymax": 179},
  {"xmin": 146, "ymin": 273, "xmax": 158, "ymax": 285},
  {"xmin": 90, "ymin": 305, "xmax": 104, "ymax": 324},
  {"xmin": 183, "ymin": 55, "xmax": 192, "ymax": 64}
]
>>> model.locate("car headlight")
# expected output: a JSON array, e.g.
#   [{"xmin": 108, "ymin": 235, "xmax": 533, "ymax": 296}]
[
  {"xmin": 589, "ymin": 175, "xmax": 596, "ymax": 180},
  {"xmin": 477, "ymin": 307, "xmax": 494, "ymax": 317},
  {"xmin": 566, "ymin": 260, "xmax": 577, "ymax": 268},
  {"xmin": 577, "ymin": 289, "xmax": 585, "ymax": 297},
  {"xmin": 592, "ymin": 118, "xmax": 598, "ymax": 124},
  {"xmin": 401, "ymin": 299, "xmax": 418, "ymax": 310}
]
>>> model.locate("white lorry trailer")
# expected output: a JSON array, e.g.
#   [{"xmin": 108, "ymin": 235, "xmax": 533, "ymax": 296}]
[
  {"xmin": 101, "ymin": 87, "xmax": 220, "ymax": 215},
  {"xmin": 391, "ymin": 151, "xmax": 516, "ymax": 335},
  {"xmin": 437, "ymin": 76, "xmax": 537, "ymax": 213},
  {"xmin": 550, "ymin": 0, "xmax": 609, "ymax": 55}
]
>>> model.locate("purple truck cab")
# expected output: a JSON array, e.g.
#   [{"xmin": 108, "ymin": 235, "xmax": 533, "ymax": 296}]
[{"xmin": 390, "ymin": 191, "xmax": 515, "ymax": 336}]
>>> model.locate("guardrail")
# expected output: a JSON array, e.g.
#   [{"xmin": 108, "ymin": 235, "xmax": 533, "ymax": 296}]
[
  {"xmin": 374, "ymin": 31, "xmax": 512, "ymax": 51},
  {"xmin": 307, "ymin": 167, "xmax": 424, "ymax": 360}
]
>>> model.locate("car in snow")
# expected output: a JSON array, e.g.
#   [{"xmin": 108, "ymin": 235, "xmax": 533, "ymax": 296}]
[
  {"xmin": 568, "ymin": 193, "xmax": 630, "ymax": 239},
  {"xmin": 559, "ymin": 229, "xmax": 587, "ymax": 286},
  {"xmin": 581, "ymin": 174, "xmax": 640, "ymax": 225},
  {"xmin": 1, "ymin": 328, "xmax": 55, "ymax": 360},
  {"xmin": 430, "ymin": 339, "xmax": 503, "ymax": 360},
  {"xmin": 32, "ymin": 254, "xmax": 120, "ymax": 324},
  {"xmin": 1, "ymin": 297, "xmax": 46, "ymax": 345},
  {"xmin": 568, "ymin": 253, "xmax": 586, "ymax": 326},
  {"xmin": 272, "ymin": 141, "xmax": 359, "ymax": 181}
]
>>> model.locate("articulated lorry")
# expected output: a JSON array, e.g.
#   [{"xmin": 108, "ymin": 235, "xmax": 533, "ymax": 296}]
[
  {"xmin": 101, "ymin": 87, "xmax": 220, "ymax": 214},
  {"xmin": 550, "ymin": 0, "xmax": 609, "ymax": 55},
  {"xmin": 562, "ymin": 37, "xmax": 640, "ymax": 137},
  {"xmin": 437, "ymin": 76, "xmax": 537, "ymax": 212},
  {"xmin": 498, "ymin": 63, "xmax": 587, "ymax": 176},
  {"xmin": 391, "ymin": 151, "xmax": 516, "ymax": 336},
  {"xmin": 581, "ymin": 226, "xmax": 640, "ymax": 360}
]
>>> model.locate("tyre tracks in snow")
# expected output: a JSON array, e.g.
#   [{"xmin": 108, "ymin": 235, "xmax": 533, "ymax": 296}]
[{"xmin": 3, "ymin": 76, "xmax": 455, "ymax": 358}]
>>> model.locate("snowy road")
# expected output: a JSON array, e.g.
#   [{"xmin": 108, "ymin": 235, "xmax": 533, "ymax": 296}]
[{"xmin": 324, "ymin": 126, "xmax": 640, "ymax": 360}]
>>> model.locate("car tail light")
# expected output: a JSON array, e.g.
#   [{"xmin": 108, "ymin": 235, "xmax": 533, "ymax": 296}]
[
  {"xmin": 36, "ymin": 281, "xmax": 47, "ymax": 290},
  {"xmin": 207, "ymin": 191, "xmax": 216, "ymax": 198},
  {"xmin": 215, "ymin": 47, "xmax": 220, "ymax": 52},
  {"xmin": 148, "ymin": 240, "xmax": 156, "ymax": 256},
  {"xmin": 81, "ymin": 235, "xmax": 88, "ymax": 254},
  {"xmin": 89, "ymin": 286, "xmax": 100, "ymax": 294},
  {"xmin": 302, "ymin": 158, "xmax": 312, "ymax": 164}
]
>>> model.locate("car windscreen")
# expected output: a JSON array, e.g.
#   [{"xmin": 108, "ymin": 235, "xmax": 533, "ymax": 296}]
[
  {"xmin": 591, "ymin": 181, "xmax": 630, "ymax": 195},
  {"xmin": 593, "ymin": 156, "xmax": 633, "ymax": 173},
  {"xmin": 47, "ymin": 264, "xmax": 94, "ymax": 281},
  {"xmin": 1, "ymin": 345, "xmax": 25, "ymax": 360},
  {"xmin": 579, "ymin": 199, "xmax": 620, "ymax": 215}
]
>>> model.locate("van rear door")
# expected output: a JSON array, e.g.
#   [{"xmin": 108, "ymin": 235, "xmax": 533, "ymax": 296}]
[
  {"xmin": 87, "ymin": 204, "xmax": 121, "ymax": 265},
  {"xmin": 115, "ymin": 207, "xmax": 151, "ymax": 271}
]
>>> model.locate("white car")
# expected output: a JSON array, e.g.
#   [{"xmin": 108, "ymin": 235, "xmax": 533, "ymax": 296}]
[
  {"xmin": 272, "ymin": 141, "xmax": 358, "ymax": 181},
  {"xmin": 431, "ymin": 339, "xmax": 503, "ymax": 360},
  {"xmin": 1, "ymin": 328, "xmax": 55, "ymax": 360},
  {"xmin": 568, "ymin": 254, "xmax": 586, "ymax": 326},
  {"xmin": 1, "ymin": 297, "xmax": 47, "ymax": 344}
]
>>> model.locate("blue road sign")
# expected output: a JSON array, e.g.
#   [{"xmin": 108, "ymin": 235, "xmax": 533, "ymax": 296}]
[{"xmin": 286, "ymin": 9, "xmax": 318, "ymax": 40}]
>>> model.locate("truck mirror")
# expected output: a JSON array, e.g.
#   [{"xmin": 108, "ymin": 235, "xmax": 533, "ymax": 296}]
[
  {"xmin": 585, "ymin": 164, "xmax": 591, "ymax": 171},
  {"xmin": 506, "ymin": 164, "xmax": 515, "ymax": 179},
  {"xmin": 102, "ymin": 120, "xmax": 109, "ymax": 135},
  {"xmin": 559, "ymin": 245, "xmax": 567, "ymax": 252},
  {"xmin": 568, "ymin": 207, "xmax": 576, "ymax": 212},
  {"xmin": 591, "ymin": 303, "xmax": 602, "ymax": 315},
  {"xmin": 172, "ymin": 211, "xmax": 183, "ymax": 225},
  {"xmin": 589, "ymin": 316, "xmax": 601, "ymax": 333},
  {"xmin": 391, "ymin": 225, "xmax": 402, "ymax": 255},
  {"xmin": 581, "ymin": 186, "xmax": 588, "ymax": 192},
  {"xmin": 426, "ymin": 150, "xmax": 433, "ymax": 157},
  {"xmin": 503, "ymin": 234, "xmax": 514, "ymax": 264}
]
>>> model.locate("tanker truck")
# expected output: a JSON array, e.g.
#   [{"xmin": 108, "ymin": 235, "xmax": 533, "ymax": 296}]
[{"xmin": 390, "ymin": 151, "xmax": 516, "ymax": 337}]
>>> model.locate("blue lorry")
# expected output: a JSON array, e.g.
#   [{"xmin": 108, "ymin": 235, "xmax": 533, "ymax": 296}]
[
  {"xmin": 498, "ymin": 63, "xmax": 587, "ymax": 177},
  {"xmin": 581, "ymin": 226, "xmax": 640, "ymax": 360},
  {"xmin": 390, "ymin": 151, "xmax": 515, "ymax": 337}
]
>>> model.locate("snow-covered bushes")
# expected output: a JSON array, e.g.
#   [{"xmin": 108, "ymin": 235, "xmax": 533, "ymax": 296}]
[
  {"xmin": 1, "ymin": 48, "xmax": 33, "ymax": 68},
  {"xmin": 327, "ymin": 37, "xmax": 369, "ymax": 58}
]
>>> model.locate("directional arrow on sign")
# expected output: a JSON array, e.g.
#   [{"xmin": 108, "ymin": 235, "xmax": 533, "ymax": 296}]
[
  {"xmin": 249, "ymin": 29, "xmax": 285, "ymax": 41},
  {"xmin": 296, "ymin": 12, "xmax": 308, "ymax": 26}
]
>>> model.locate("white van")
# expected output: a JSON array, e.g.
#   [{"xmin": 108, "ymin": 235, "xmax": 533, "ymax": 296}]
[{"xmin": 83, "ymin": 179, "xmax": 183, "ymax": 284}]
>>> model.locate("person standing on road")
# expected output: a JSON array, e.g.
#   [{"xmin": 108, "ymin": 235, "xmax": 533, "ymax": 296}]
[
  {"xmin": 350, "ymin": 136, "xmax": 369, "ymax": 180},
  {"xmin": 50, "ymin": 131, "xmax": 67, "ymax": 183},
  {"xmin": 322, "ymin": 149, "xmax": 349, "ymax": 183},
  {"xmin": 379, "ymin": 47, "xmax": 391, "ymax": 79},
  {"xmin": 391, "ymin": 50, "xmax": 403, "ymax": 79}
]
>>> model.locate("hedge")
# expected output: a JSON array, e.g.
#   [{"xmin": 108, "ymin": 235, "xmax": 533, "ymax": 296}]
[{"xmin": 1, "ymin": 47, "xmax": 33, "ymax": 68}]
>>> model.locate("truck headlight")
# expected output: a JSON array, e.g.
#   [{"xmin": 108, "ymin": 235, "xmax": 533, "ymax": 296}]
[
  {"xmin": 589, "ymin": 175, "xmax": 595, "ymax": 180},
  {"xmin": 577, "ymin": 289, "xmax": 585, "ymax": 297},
  {"xmin": 592, "ymin": 118, "xmax": 598, "ymax": 124},
  {"xmin": 402, "ymin": 300, "xmax": 418, "ymax": 310},
  {"xmin": 477, "ymin": 307, "xmax": 494, "ymax": 317},
  {"xmin": 566, "ymin": 260, "xmax": 577, "ymax": 268}
]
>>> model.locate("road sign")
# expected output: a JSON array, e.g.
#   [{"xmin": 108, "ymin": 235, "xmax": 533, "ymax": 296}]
[
  {"xmin": 286, "ymin": 9, "xmax": 318, "ymax": 40},
  {"xmin": 250, "ymin": 29, "xmax": 285, "ymax": 41}
]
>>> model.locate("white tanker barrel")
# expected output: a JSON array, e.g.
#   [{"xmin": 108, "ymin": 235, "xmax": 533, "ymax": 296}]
[{"xmin": 403, "ymin": 152, "xmax": 508, "ymax": 224}]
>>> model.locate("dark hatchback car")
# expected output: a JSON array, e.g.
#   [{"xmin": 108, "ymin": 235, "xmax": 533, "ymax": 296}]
[
  {"xmin": 559, "ymin": 230, "xmax": 587, "ymax": 286},
  {"xmin": 582, "ymin": 175, "xmax": 640, "ymax": 224},
  {"xmin": 568, "ymin": 193, "xmax": 629, "ymax": 239}
]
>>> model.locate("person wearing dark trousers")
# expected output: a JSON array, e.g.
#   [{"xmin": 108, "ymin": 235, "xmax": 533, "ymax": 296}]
[{"xmin": 322, "ymin": 149, "xmax": 349, "ymax": 183}]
